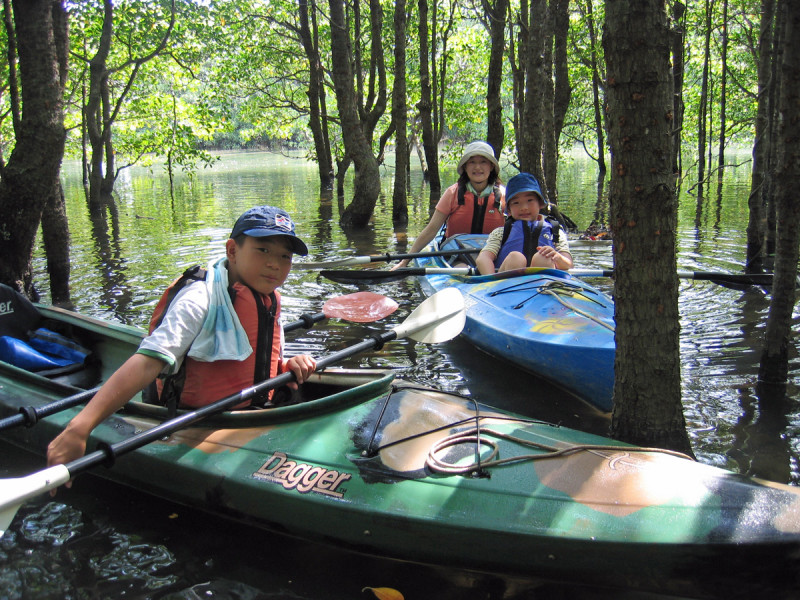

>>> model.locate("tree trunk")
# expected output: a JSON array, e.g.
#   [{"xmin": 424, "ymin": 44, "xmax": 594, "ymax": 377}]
[
  {"xmin": 518, "ymin": 0, "xmax": 546, "ymax": 182},
  {"xmin": 541, "ymin": 3, "xmax": 557, "ymax": 200},
  {"xmin": 392, "ymin": 0, "xmax": 409, "ymax": 223},
  {"xmin": 0, "ymin": 0, "xmax": 67, "ymax": 298},
  {"xmin": 746, "ymin": 0, "xmax": 775, "ymax": 274},
  {"xmin": 485, "ymin": 0, "xmax": 508, "ymax": 158},
  {"xmin": 42, "ymin": 1, "xmax": 71, "ymax": 306},
  {"xmin": 552, "ymin": 0, "xmax": 571, "ymax": 138},
  {"xmin": 40, "ymin": 182, "xmax": 71, "ymax": 306},
  {"xmin": 670, "ymin": 2, "xmax": 686, "ymax": 177},
  {"xmin": 329, "ymin": 0, "xmax": 381, "ymax": 228},
  {"xmin": 758, "ymin": 3, "xmax": 800, "ymax": 385},
  {"xmin": 509, "ymin": 0, "xmax": 525, "ymax": 161},
  {"xmin": 717, "ymin": 0, "xmax": 728, "ymax": 187},
  {"xmin": 83, "ymin": 0, "xmax": 174, "ymax": 207},
  {"xmin": 580, "ymin": 0, "xmax": 606, "ymax": 176},
  {"xmin": 417, "ymin": 0, "xmax": 441, "ymax": 211},
  {"xmin": 696, "ymin": 0, "xmax": 712, "ymax": 196},
  {"xmin": 2, "ymin": 0, "xmax": 21, "ymax": 139},
  {"xmin": 549, "ymin": 0, "xmax": 571, "ymax": 200},
  {"xmin": 299, "ymin": 0, "xmax": 334, "ymax": 191},
  {"xmin": 763, "ymin": 3, "xmax": 785, "ymax": 268},
  {"xmin": 603, "ymin": 0, "xmax": 692, "ymax": 456},
  {"xmin": 85, "ymin": 0, "xmax": 113, "ymax": 210}
]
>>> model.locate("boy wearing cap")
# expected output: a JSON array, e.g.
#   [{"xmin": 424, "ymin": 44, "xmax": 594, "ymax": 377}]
[
  {"xmin": 476, "ymin": 173, "xmax": 573, "ymax": 275},
  {"xmin": 47, "ymin": 206, "xmax": 316, "ymax": 472},
  {"xmin": 392, "ymin": 141, "xmax": 505, "ymax": 270}
]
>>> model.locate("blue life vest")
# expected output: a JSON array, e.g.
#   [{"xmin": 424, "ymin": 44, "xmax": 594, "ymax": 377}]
[{"xmin": 495, "ymin": 217, "xmax": 560, "ymax": 268}]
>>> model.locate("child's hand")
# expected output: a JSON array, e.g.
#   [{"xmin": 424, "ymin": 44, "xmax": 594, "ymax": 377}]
[
  {"xmin": 285, "ymin": 354, "xmax": 317, "ymax": 390},
  {"xmin": 536, "ymin": 246, "xmax": 559, "ymax": 263},
  {"xmin": 536, "ymin": 246, "xmax": 573, "ymax": 270},
  {"xmin": 390, "ymin": 259, "xmax": 410, "ymax": 271},
  {"xmin": 46, "ymin": 426, "xmax": 88, "ymax": 495}
]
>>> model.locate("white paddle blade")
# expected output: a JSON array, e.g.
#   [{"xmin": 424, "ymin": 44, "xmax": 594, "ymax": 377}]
[
  {"xmin": 393, "ymin": 288, "xmax": 465, "ymax": 344},
  {"xmin": 0, "ymin": 464, "xmax": 71, "ymax": 538}
]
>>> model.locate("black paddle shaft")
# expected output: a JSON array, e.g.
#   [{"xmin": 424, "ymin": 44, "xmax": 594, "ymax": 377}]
[
  {"xmin": 62, "ymin": 329, "xmax": 401, "ymax": 477},
  {"xmin": 372, "ymin": 248, "xmax": 480, "ymax": 261},
  {"xmin": 0, "ymin": 386, "xmax": 101, "ymax": 432}
]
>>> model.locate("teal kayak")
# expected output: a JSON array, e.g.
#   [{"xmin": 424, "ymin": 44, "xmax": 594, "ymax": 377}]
[
  {"xmin": 413, "ymin": 233, "xmax": 616, "ymax": 411},
  {"xmin": 1, "ymin": 305, "xmax": 799, "ymax": 597}
]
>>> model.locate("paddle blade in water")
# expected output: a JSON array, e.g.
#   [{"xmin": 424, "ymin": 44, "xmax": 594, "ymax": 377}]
[
  {"xmin": 322, "ymin": 292, "xmax": 399, "ymax": 322},
  {"xmin": 1, "ymin": 464, "xmax": 72, "ymax": 538}
]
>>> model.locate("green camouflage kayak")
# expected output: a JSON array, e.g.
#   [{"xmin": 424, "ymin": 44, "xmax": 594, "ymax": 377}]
[{"xmin": 1, "ymin": 305, "xmax": 799, "ymax": 597}]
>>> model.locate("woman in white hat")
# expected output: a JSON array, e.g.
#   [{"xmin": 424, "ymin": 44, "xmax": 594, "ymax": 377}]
[{"xmin": 392, "ymin": 141, "xmax": 505, "ymax": 270}]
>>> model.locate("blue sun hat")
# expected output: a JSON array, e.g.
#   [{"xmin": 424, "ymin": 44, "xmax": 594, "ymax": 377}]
[
  {"xmin": 230, "ymin": 206, "xmax": 308, "ymax": 256},
  {"xmin": 504, "ymin": 173, "xmax": 547, "ymax": 213}
]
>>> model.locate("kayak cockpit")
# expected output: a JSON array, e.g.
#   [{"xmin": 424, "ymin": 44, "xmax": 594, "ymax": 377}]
[{"xmin": 122, "ymin": 369, "xmax": 396, "ymax": 426}]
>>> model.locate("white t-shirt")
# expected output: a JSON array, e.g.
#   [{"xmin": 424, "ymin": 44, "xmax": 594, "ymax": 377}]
[{"xmin": 137, "ymin": 280, "xmax": 209, "ymax": 375}]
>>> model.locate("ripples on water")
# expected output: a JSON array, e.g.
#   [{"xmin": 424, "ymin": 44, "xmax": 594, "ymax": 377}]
[{"xmin": 5, "ymin": 151, "xmax": 798, "ymax": 599}]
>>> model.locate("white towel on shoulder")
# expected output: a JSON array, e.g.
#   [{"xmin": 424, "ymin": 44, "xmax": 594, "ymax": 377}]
[{"xmin": 187, "ymin": 256, "xmax": 253, "ymax": 362}]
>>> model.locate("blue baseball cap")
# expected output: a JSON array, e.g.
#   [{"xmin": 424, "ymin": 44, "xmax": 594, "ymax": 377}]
[
  {"xmin": 230, "ymin": 206, "xmax": 309, "ymax": 256},
  {"xmin": 505, "ymin": 173, "xmax": 546, "ymax": 209}
]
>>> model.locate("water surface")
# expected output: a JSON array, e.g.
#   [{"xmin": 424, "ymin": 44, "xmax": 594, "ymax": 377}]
[{"xmin": 3, "ymin": 150, "xmax": 798, "ymax": 599}]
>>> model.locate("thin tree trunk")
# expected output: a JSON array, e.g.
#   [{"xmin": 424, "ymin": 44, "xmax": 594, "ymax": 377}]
[
  {"xmin": 392, "ymin": 0, "xmax": 408, "ymax": 223},
  {"xmin": 541, "ymin": 5, "xmax": 557, "ymax": 200},
  {"xmin": 670, "ymin": 2, "xmax": 686, "ymax": 177},
  {"xmin": 746, "ymin": 0, "xmax": 776, "ymax": 273},
  {"xmin": 509, "ymin": 0, "xmax": 526, "ymax": 159},
  {"xmin": 518, "ymin": 0, "xmax": 546, "ymax": 182},
  {"xmin": 584, "ymin": 0, "xmax": 606, "ymax": 175},
  {"xmin": 763, "ymin": 3, "xmax": 785, "ymax": 268},
  {"xmin": 697, "ymin": 0, "xmax": 712, "ymax": 196},
  {"xmin": 2, "ymin": 0, "xmax": 20, "ymax": 138},
  {"xmin": 717, "ymin": 0, "xmax": 728, "ymax": 186},
  {"xmin": 484, "ymin": 0, "xmax": 508, "ymax": 158},
  {"xmin": 604, "ymin": 0, "xmax": 692, "ymax": 456},
  {"xmin": 299, "ymin": 0, "xmax": 334, "ymax": 190},
  {"xmin": 549, "ymin": 0, "xmax": 571, "ymax": 201},
  {"xmin": 418, "ymin": 0, "xmax": 441, "ymax": 210}
]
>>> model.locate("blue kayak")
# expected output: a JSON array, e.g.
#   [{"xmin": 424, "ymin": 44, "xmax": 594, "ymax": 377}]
[{"xmin": 414, "ymin": 234, "xmax": 615, "ymax": 411}]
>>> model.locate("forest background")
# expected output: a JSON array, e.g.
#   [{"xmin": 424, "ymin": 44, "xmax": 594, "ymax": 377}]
[{"xmin": 0, "ymin": 0, "xmax": 798, "ymax": 453}]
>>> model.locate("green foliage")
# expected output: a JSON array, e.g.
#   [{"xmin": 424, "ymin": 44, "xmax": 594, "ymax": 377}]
[{"xmin": 0, "ymin": 0, "xmax": 767, "ymax": 182}]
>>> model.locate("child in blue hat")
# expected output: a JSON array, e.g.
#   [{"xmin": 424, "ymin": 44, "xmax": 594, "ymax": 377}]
[
  {"xmin": 47, "ymin": 206, "xmax": 317, "ymax": 474},
  {"xmin": 476, "ymin": 173, "xmax": 573, "ymax": 274}
]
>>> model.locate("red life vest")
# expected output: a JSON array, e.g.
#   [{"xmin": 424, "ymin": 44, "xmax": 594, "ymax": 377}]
[
  {"xmin": 445, "ymin": 182, "xmax": 505, "ymax": 237},
  {"xmin": 148, "ymin": 269, "xmax": 283, "ymax": 409}
]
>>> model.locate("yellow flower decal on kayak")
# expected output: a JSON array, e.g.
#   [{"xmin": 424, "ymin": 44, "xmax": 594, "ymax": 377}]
[
  {"xmin": 362, "ymin": 587, "xmax": 404, "ymax": 600},
  {"xmin": 530, "ymin": 317, "xmax": 589, "ymax": 334}
]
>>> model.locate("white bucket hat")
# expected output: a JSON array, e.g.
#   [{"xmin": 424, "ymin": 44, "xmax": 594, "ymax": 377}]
[{"xmin": 456, "ymin": 141, "xmax": 500, "ymax": 175}]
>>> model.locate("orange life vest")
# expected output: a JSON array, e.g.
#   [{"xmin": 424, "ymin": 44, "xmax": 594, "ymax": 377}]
[
  {"xmin": 444, "ymin": 182, "xmax": 505, "ymax": 237},
  {"xmin": 148, "ymin": 269, "xmax": 283, "ymax": 409}
]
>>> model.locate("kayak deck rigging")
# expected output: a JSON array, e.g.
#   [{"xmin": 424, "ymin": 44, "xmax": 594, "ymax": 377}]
[{"xmin": 359, "ymin": 383, "xmax": 693, "ymax": 480}]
